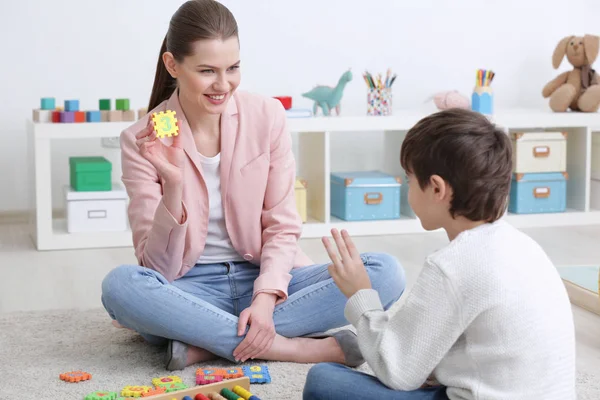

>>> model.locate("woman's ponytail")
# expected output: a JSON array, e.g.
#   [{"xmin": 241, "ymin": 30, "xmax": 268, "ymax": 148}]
[{"xmin": 147, "ymin": 35, "xmax": 177, "ymax": 111}]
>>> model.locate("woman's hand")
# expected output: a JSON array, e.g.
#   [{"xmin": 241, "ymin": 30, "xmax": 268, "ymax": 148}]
[
  {"xmin": 322, "ymin": 229, "xmax": 372, "ymax": 299},
  {"xmin": 135, "ymin": 118, "xmax": 184, "ymax": 186},
  {"xmin": 233, "ymin": 293, "xmax": 277, "ymax": 362}
]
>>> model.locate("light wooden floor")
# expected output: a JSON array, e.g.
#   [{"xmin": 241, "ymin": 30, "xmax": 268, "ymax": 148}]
[{"xmin": 1, "ymin": 222, "xmax": 599, "ymax": 373}]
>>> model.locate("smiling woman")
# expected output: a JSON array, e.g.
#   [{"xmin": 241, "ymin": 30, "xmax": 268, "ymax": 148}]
[{"xmin": 100, "ymin": 0, "xmax": 406, "ymax": 372}]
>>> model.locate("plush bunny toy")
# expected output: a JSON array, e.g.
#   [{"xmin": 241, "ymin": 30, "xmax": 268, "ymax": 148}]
[{"xmin": 542, "ymin": 34, "xmax": 600, "ymax": 112}]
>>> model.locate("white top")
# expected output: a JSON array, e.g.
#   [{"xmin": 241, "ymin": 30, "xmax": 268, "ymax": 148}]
[
  {"xmin": 195, "ymin": 152, "xmax": 243, "ymax": 264},
  {"xmin": 345, "ymin": 220, "xmax": 576, "ymax": 399}
]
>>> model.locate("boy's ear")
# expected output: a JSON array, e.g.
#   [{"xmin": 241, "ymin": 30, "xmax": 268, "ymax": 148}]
[{"xmin": 429, "ymin": 175, "xmax": 451, "ymax": 201}]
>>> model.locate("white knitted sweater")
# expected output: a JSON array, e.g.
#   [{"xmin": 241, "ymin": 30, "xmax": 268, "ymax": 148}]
[{"xmin": 345, "ymin": 220, "xmax": 576, "ymax": 399}]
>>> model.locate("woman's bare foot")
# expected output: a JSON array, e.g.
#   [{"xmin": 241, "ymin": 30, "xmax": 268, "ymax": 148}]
[
  {"xmin": 247, "ymin": 335, "xmax": 346, "ymax": 364},
  {"xmin": 112, "ymin": 320, "xmax": 133, "ymax": 331}
]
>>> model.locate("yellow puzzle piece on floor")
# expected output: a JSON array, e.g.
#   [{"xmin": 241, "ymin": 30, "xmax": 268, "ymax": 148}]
[{"xmin": 152, "ymin": 110, "xmax": 179, "ymax": 138}]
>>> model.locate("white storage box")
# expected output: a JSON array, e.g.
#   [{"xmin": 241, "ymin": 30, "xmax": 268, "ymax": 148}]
[
  {"xmin": 592, "ymin": 133, "xmax": 600, "ymax": 180},
  {"xmin": 511, "ymin": 131, "xmax": 567, "ymax": 173},
  {"xmin": 64, "ymin": 183, "xmax": 128, "ymax": 233},
  {"xmin": 592, "ymin": 179, "xmax": 600, "ymax": 210}
]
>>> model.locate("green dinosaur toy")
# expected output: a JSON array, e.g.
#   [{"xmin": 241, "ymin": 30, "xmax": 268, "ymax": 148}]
[{"xmin": 302, "ymin": 69, "xmax": 353, "ymax": 116}]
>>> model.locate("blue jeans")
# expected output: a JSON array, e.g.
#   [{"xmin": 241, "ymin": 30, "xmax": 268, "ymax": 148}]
[
  {"xmin": 101, "ymin": 252, "xmax": 405, "ymax": 362},
  {"xmin": 303, "ymin": 363, "xmax": 449, "ymax": 400}
]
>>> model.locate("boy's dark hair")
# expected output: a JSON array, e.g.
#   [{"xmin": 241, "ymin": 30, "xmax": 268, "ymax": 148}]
[{"xmin": 400, "ymin": 108, "xmax": 513, "ymax": 223}]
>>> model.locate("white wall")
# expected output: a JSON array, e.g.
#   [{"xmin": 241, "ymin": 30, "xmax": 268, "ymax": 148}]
[{"xmin": 2, "ymin": 0, "xmax": 598, "ymax": 213}]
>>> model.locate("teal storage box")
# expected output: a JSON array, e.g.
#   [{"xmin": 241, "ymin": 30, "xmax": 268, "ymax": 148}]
[
  {"xmin": 69, "ymin": 156, "xmax": 112, "ymax": 191},
  {"xmin": 508, "ymin": 172, "xmax": 567, "ymax": 214},
  {"xmin": 330, "ymin": 171, "xmax": 401, "ymax": 221}
]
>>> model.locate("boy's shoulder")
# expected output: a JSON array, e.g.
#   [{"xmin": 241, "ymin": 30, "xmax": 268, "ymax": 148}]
[{"xmin": 426, "ymin": 219, "xmax": 544, "ymax": 277}]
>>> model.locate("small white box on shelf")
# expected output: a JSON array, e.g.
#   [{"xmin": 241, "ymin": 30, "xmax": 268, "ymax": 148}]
[
  {"xmin": 511, "ymin": 131, "xmax": 567, "ymax": 173},
  {"xmin": 64, "ymin": 183, "xmax": 128, "ymax": 233}
]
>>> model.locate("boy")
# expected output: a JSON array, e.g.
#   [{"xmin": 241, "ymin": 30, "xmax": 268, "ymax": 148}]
[{"xmin": 303, "ymin": 108, "xmax": 576, "ymax": 400}]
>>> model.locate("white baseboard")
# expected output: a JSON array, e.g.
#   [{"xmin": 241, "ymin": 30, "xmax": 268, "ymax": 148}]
[{"xmin": 0, "ymin": 210, "xmax": 65, "ymax": 225}]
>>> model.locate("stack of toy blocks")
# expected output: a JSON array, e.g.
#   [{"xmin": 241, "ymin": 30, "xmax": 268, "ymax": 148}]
[
  {"xmin": 105, "ymin": 98, "xmax": 136, "ymax": 122},
  {"xmin": 32, "ymin": 97, "xmax": 55, "ymax": 122},
  {"xmin": 33, "ymin": 97, "xmax": 140, "ymax": 123}
]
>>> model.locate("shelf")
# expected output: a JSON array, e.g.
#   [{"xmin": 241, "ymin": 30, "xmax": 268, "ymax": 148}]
[
  {"xmin": 504, "ymin": 209, "xmax": 600, "ymax": 228},
  {"xmin": 30, "ymin": 120, "xmax": 131, "ymax": 139},
  {"xmin": 27, "ymin": 108, "xmax": 600, "ymax": 250}
]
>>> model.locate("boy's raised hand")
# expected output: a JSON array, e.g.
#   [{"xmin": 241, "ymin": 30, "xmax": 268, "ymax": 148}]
[{"xmin": 322, "ymin": 229, "xmax": 372, "ymax": 299}]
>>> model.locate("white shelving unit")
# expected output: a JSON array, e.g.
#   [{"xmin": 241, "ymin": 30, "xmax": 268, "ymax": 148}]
[{"xmin": 27, "ymin": 108, "xmax": 600, "ymax": 251}]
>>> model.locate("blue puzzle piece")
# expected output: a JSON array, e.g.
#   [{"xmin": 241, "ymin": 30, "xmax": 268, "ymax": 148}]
[{"xmin": 242, "ymin": 365, "xmax": 271, "ymax": 384}]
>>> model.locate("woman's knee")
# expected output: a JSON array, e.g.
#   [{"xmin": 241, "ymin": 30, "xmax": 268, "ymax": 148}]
[
  {"xmin": 101, "ymin": 264, "xmax": 145, "ymax": 310},
  {"xmin": 362, "ymin": 252, "xmax": 406, "ymax": 308}
]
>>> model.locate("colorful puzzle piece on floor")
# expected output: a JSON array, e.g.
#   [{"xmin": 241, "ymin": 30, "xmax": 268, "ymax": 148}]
[
  {"xmin": 242, "ymin": 365, "xmax": 271, "ymax": 384},
  {"xmin": 59, "ymin": 370, "xmax": 92, "ymax": 382},
  {"xmin": 121, "ymin": 385, "xmax": 152, "ymax": 397},
  {"xmin": 85, "ymin": 391, "xmax": 118, "ymax": 400},
  {"xmin": 151, "ymin": 375, "xmax": 182, "ymax": 387},
  {"xmin": 196, "ymin": 374, "xmax": 224, "ymax": 385},
  {"xmin": 151, "ymin": 110, "xmax": 179, "ymax": 138},
  {"xmin": 157, "ymin": 382, "xmax": 188, "ymax": 392},
  {"xmin": 141, "ymin": 386, "xmax": 166, "ymax": 397}
]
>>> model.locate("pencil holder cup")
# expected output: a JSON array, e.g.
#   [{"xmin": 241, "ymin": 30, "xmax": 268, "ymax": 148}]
[
  {"xmin": 471, "ymin": 86, "xmax": 493, "ymax": 115},
  {"xmin": 367, "ymin": 88, "xmax": 392, "ymax": 116}
]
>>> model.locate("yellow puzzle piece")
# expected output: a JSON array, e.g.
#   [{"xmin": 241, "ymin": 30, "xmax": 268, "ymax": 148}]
[{"xmin": 152, "ymin": 110, "xmax": 179, "ymax": 138}]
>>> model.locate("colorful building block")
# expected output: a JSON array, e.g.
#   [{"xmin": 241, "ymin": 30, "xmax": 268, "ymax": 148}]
[
  {"xmin": 41, "ymin": 97, "xmax": 55, "ymax": 110},
  {"xmin": 85, "ymin": 391, "xmax": 117, "ymax": 400},
  {"xmin": 59, "ymin": 370, "xmax": 92, "ymax": 382},
  {"xmin": 121, "ymin": 385, "xmax": 152, "ymax": 397},
  {"xmin": 75, "ymin": 111, "xmax": 86, "ymax": 122},
  {"xmin": 64, "ymin": 100, "xmax": 79, "ymax": 111},
  {"xmin": 138, "ymin": 107, "xmax": 148, "ymax": 119},
  {"xmin": 52, "ymin": 111, "xmax": 61, "ymax": 123},
  {"xmin": 99, "ymin": 99, "xmax": 111, "ymax": 111},
  {"xmin": 116, "ymin": 98, "xmax": 130, "ymax": 111},
  {"xmin": 61, "ymin": 111, "xmax": 76, "ymax": 123},
  {"xmin": 101, "ymin": 110, "xmax": 110, "ymax": 122},
  {"xmin": 33, "ymin": 109, "xmax": 53, "ymax": 123},
  {"xmin": 242, "ymin": 365, "xmax": 271, "ymax": 384},
  {"xmin": 123, "ymin": 110, "xmax": 136, "ymax": 121},
  {"xmin": 87, "ymin": 111, "xmax": 102, "ymax": 122},
  {"xmin": 109, "ymin": 110, "xmax": 123, "ymax": 122},
  {"xmin": 194, "ymin": 395, "xmax": 210, "ymax": 400},
  {"xmin": 196, "ymin": 375, "xmax": 223, "ymax": 385}
]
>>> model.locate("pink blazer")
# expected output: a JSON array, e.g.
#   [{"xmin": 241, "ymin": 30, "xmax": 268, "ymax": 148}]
[{"xmin": 120, "ymin": 90, "xmax": 314, "ymax": 304}]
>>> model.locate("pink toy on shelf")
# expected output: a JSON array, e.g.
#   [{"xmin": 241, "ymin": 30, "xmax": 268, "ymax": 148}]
[{"xmin": 431, "ymin": 90, "xmax": 470, "ymax": 110}]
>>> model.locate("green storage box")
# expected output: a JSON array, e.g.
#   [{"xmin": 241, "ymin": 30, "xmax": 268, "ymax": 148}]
[{"xmin": 69, "ymin": 156, "xmax": 112, "ymax": 191}]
